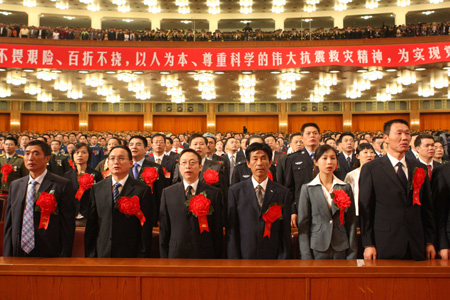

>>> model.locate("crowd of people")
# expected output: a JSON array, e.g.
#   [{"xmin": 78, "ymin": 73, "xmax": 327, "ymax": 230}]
[
  {"xmin": 1, "ymin": 122, "xmax": 450, "ymax": 261},
  {"xmin": 1, "ymin": 21, "xmax": 449, "ymax": 42}
]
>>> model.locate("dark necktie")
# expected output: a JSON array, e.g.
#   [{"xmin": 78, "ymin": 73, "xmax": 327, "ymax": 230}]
[
  {"xmin": 256, "ymin": 185, "xmax": 263, "ymax": 209},
  {"xmin": 347, "ymin": 156, "xmax": 352, "ymax": 169},
  {"xmin": 396, "ymin": 162, "xmax": 408, "ymax": 191},
  {"xmin": 132, "ymin": 163, "xmax": 139, "ymax": 179},
  {"xmin": 186, "ymin": 185, "xmax": 193, "ymax": 200},
  {"xmin": 311, "ymin": 153, "xmax": 315, "ymax": 161},
  {"xmin": 113, "ymin": 182, "xmax": 121, "ymax": 203}
]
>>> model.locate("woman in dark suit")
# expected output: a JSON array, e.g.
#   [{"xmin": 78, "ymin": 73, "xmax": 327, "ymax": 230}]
[
  {"xmin": 298, "ymin": 144, "xmax": 357, "ymax": 259},
  {"xmin": 64, "ymin": 143, "xmax": 103, "ymax": 227}
]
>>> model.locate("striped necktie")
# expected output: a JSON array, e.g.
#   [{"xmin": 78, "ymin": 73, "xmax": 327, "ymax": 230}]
[
  {"xmin": 113, "ymin": 182, "xmax": 121, "ymax": 203},
  {"xmin": 21, "ymin": 180, "xmax": 38, "ymax": 254}
]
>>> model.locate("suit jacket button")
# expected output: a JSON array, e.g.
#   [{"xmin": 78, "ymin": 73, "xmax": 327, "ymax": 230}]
[{"xmin": 329, "ymin": 220, "xmax": 333, "ymax": 224}]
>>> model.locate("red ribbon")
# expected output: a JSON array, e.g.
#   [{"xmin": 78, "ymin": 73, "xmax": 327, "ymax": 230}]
[
  {"xmin": 262, "ymin": 204, "xmax": 282, "ymax": 239},
  {"xmin": 412, "ymin": 168, "xmax": 425, "ymax": 206},
  {"xmin": 68, "ymin": 159, "xmax": 75, "ymax": 169},
  {"xmin": 36, "ymin": 192, "xmax": 57, "ymax": 230},
  {"xmin": 75, "ymin": 173, "xmax": 95, "ymax": 201},
  {"xmin": 188, "ymin": 194, "xmax": 212, "ymax": 234},
  {"xmin": 117, "ymin": 195, "xmax": 146, "ymax": 226},
  {"xmin": 1, "ymin": 164, "xmax": 13, "ymax": 182},
  {"xmin": 332, "ymin": 190, "xmax": 351, "ymax": 225},
  {"xmin": 198, "ymin": 215, "xmax": 209, "ymax": 234}
]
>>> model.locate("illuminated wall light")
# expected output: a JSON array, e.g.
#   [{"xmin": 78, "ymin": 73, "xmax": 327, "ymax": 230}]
[
  {"xmin": 344, "ymin": 121, "xmax": 352, "ymax": 127},
  {"xmin": 207, "ymin": 122, "xmax": 215, "ymax": 127},
  {"xmin": 79, "ymin": 122, "xmax": 88, "ymax": 126},
  {"xmin": 136, "ymin": 90, "xmax": 151, "ymax": 100},
  {"xmin": 0, "ymin": 83, "xmax": 11, "ymax": 98},
  {"xmin": 175, "ymin": 0, "xmax": 189, "ymax": 6},
  {"xmin": 208, "ymin": 6, "xmax": 220, "ymax": 14},
  {"xmin": 10, "ymin": 121, "xmax": 20, "ymax": 126},
  {"xmin": 335, "ymin": 2, "xmax": 347, "ymax": 11},
  {"xmin": 24, "ymin": 83, "xmax": 41, "ymax": 95},
  {"xmin": 144, "ymin": 122, "xmax": 153, "ymax": 127},
  {"xmin": 279, "ymin": 122, "xmax": 288, "ymax": 127}
]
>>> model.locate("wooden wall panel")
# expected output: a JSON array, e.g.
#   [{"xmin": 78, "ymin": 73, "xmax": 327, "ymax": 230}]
[
  {"xmin": 89, "ymin": 115, "xmax": 143, "ymax": 131},
  {"xmin": 288, "ymin": 115, "xmax": 343, "ymax": 133},
  {"xmin": 21, "ymin": 114, "xmax": 79, "ymax": 132},
  {"xmin": 420, "ymin": 113, "xmax": 450, "ymax": 131},
  {"xmin": 352, "ymin": 114, "xmax": 410, "ymax": 131},
  {"xmin": 153, "ymin": 116, "xmax": 206, "ymax": 134},
  {"xmin": 0, "ymin": 114, "xmax": 10, "ymax": 131},
  {"xmin": 216, "ymin": 116, "xmax": 278, "ymax": 133}
]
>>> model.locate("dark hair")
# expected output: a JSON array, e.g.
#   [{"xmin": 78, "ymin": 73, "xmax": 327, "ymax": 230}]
[
  {"xmin": 372, "ymin": 136, "xmax": 383, "ymax": 143},
  {"xmin": 301, "ymin": 123, "xmax": 320, "ymax": 135},
  {"xmin": 224, "ymin": 137, "xmax": 237, "ymax": 148},
  {"xmin": 337, "ymin": 132, "xmax": 355, "ymax": 143},
  {"xmin": 179, "ymin": 148, "xmax": 202, "ymax": 164},
  {"xmin": 248, "ymin": 135, "xmax": 263, "ymax": 145},
  {"xmin": 73, "ymin": 142, "xmax": 92, "ymax": 163},
  {"xmin": 314, "ymin": 144, "xmax": 338, "ymax": 161},
  {"xmin": 324, "ymin": 137, "xmax": 336, "ymax": 144},
  {"xmin": 79, "ymin": 134, "xmax": 87, "ymax": 139},
  {"xmin": 289, "ymin": 133, "xmax": 302, "ymax": 142},
  {"xmin": 69, "ymin": 133, "xmax": 76, "ymax": 137},
  {"xmin": 51, "ymin": 139, "xmax": 61, "ymax": 145},
  {"xmin": 383, "ymin": 119, "xmax": 409, "ymax": 135},
  {"xmin": 109, "ymin": 145, "xmax": 132, "ymax": 160},
  {"xmin": 165, "ymin": 137, "xmax": 173, "ymax": 145},
  {"xmin": 151, "ymin": 133, "xmax": 166, "ymax": 143},
  {"xmin": 25, "ymin": 140, "xmax": 51, "ymax": 157},
  {"xmin": 108, "ymin": 137, "xmax": 122, "ymax": 145},
  {"xmin": 356, "ymin": 143, "xmax": 375, "ymax": 155},
  {"xmin": 245, "ymin": 142, "xmax": 272, "ymax": 162},
  {"xmin": 263, "ymin": 134, "xmax": 276, "ymax": 142},
  {"xmin": 188, "ymin": 134, "xmax": 207, "ymax": 146},
  {"xmin": 5, "ymin": 136, "xmax": 18, "ymax": 146},
  {"xmin": 90, "ymin": 134, "xmax": 97, "ymax": 138},
  {"xmin": 414, "ymin": 134, "xmax": 434, "ymax": 148},
  {"xmin": 172, "ymin": 136, "xmax": 180, "ymax": 142},
  {"xmin": 129, "ymin": 135, "xmax": 147, "ymax": 148},
  {"xmin": 38, "ymin": 136, "xmax": 48, "ymax": 143}
]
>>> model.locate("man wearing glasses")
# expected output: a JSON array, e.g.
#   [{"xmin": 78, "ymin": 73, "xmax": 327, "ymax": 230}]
[
  {"xmin": 84, "ymin": 145, "xmax": 155, "ymax": 258},
  {"xmin": 159, "ymin": 149, "xmax": 223, "ymax": 258}
]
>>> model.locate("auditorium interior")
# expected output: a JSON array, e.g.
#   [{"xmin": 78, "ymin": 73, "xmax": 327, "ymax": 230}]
[{"xmin": 1, "ymin": 1, "xmax": 450, "ymax": 299}]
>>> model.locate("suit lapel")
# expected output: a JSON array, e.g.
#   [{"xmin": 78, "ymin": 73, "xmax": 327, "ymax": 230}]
[
  {"xmin": 243, "ymin": 179, "xmax": 261, "ymax": 214},
  {"xmin": 380, "ymin": 156, "xmax": 405, "ymax": 192},
  {"xmin": 311, "ymin": 185, "xmax": 333, "ymax": 218},
  {"xmin": 406, "ymin": 158, "xmax": 417, "ymax": 198},
  {"xmin": 260, "ymin": 180, "xmax": 278, "ymax": 216},
  {"xmin": 38, "ymin": 172, "xmax": 54, "ymax": 194}
]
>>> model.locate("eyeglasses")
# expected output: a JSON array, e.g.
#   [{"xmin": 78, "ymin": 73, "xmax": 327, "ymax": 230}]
[
  {"xmin": 109, "ymin": 156, "xmax": 129, "ymax": 162},
  {"xmin": 180, "ymin": 160, "xmax": 199, "ymax": 167}
]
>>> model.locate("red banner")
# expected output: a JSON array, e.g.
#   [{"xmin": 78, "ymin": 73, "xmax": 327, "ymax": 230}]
[{"xmin": 1, "ymin": 42, "xmax": 450, "ymax": 70}]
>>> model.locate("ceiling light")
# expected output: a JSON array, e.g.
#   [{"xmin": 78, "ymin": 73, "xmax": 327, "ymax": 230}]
[
  {"xmin": 56, "ymin": 0, "xmax": 69, "ymax": 10},
  {"xmin": 148, "ymin": 5, "xmax": 161, "ymax": 13},
  {"xmin": 23, "ymin": 0, "xmax": 36, "ymax": 7},
  {"xmin": 78, "ymin": 70, "xmax": 89, "ymax": 74},
  {"xmin": 365, "ymin": 0, "xmax": 378, "ymax": 9},
  {"xmin": 422, "ymin": 10, "xmax": 434, "ymax": 15},
  {"xmin": 386, "ymin": 68, "xmax": 397, "ymax": 72},
  {"xmin": 0, "ymin": 83, "xmax": 11, "ymax": 98},
  {"xmin": 160, "ymin": 71, "xmax": 170, "ymax": 75},
  {"xmin": 118, "ymin": 4, "xmax": 130, "ymax": 13},
  {"xmin": 397, "ymin": 0, "xmax": 410, "ymax": 7},
  {"xmin": 178, "ymin": 6, "xmax": 190, "ymax": 14},
  {"xmin": 300, "ymin": 70, "xmax": 310, "ymax": 74},
  {"xmin": 37, "ymin": 70, "xmax": 58, "ymax": 81},
  {"xmin": 270, "ymin": 71, "xmax": 281, "ymax": 74},
  {"xmin": 214, "ymin": 71, "xmax": 224, "ymax": 75},
  {"xmin": 242, "ymin": 71, "xmax": 252, "ymax": 75},
  {"xmin": 136, "ymin": 90, "xmax": 151, "ymax": 100},
  {"xmin": 106, "ymin": 71, "xmax": 116, "ymax": 74},
  {"xmin": 415, "ymin": 67, "xmax": 426, "ymax": 71},
  {"xmin": 112, "ymin": 0, "xmax": 126, "ymax": 5},
  {"xmin": 303, "ymin": 4, "xmax": 316, "ymax": 12},
  {"xmin": 6, "ymin": 70, "xmax": 27, "ymax": 86},
  {"xmin": 329, "ymin": 70, "xmax": 340, "ymax": 73}
]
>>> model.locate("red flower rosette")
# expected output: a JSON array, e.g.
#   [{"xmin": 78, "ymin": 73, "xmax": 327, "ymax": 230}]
[
  {"xmin": 262, "ymin": 203, "xmax": 283, "ymax": 239},
  {"xmin": 117, "ymin": 195, "xmax": 146, "ymax": 226},
  {"xmin": 412, "ymin": 167, "xmax": 426, "ymax": 206},
  {"xmin": 188, "ymin": 193, "xmax": 212, "ymax": 233},
  {"xmin": 331, "ymin": 189, "xmax": 351, "ymax": 225},
  {"xmin": 141, "ymin": 167, "xmax": 159, "ymax": 192},
  {"xmin": 68, "ymin": 159, "xmax": 76, "ymax": 169},
  {"xmin": 35, "ymin": 192, "xmax": 57, "ymax": 230},
  {"xmin": 203, "ymin": 169, "xmax": 219, "ymax": 185},
  {"xmin": 162, "ymin": 166, "xmax": 170, "ymax": 178},
  {"xmin": 267, "ymin": 171, "xmax": 273, "ymax": 181},
  {"xmin": 1, "ymin": 164, "xmax": 13, "ymax": 182},
  {"xmin": 75, "ymin": 173, "xmax": 95, "ymax": 201}
]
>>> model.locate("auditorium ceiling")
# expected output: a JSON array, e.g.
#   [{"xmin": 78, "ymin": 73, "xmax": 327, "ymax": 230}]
[
  {"xmin": 1, "ymin": 64, "xmax": 449, "ymax": 103},
  {"xmin": 0, "ymin": 0, "xmax": 425, "ymax": 14}
]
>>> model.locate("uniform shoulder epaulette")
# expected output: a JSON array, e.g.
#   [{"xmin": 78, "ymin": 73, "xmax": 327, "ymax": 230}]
[
  {"xmin": 0, "ymin": 154, "xmax": 4, "ymax": 157},
  {"xmin": 236, "ymin": 160, "xmax": 247, "ymax": 166},
  {"xmin": 17, "ymin": 154, "xmax": 24, "ymax": 158}
]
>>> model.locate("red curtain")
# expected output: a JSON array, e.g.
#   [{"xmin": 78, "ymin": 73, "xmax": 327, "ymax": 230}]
[
  {"xmin": 420, "ymin": 113, "xmax": 450, "ymax": 131},
  {"xmin": 21, "ymin": 114, "xmax": 79, "ymax": 132},
  {"xmin": 89, "ymin": 115, "xmax": 144, "ymax": 131},
  {"xmin": 352, "ymin": 114, "xmax": 410, "ymax": 131},
  {"xmin": 288, "ymin": 115, "xmax": 343, "ymax": 133},
  {"xmin": 216, "ymin": 115, "xmax": 278, "ymax": 133},
  {"xmin": 153, "ymin": 116, "xmax": 206, "ymax": 134},
  {"xmin": 0, "ymin": 114, "xmax": 10, "ymax": 131}
]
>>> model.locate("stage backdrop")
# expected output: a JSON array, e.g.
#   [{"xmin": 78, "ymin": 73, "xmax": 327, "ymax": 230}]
[
  {"xmin": 216, "ymin": 115, "xmax": 278, "ymax": 133},
  {"xmin": 0, "ymin": 114, "xmax": 10, "ymax": 132},
  {"xmin": 89, "ymin": 115, "xmax": 143, "ymax": 131},
  {"xmin": 420, "ymin": 113, "xmax": 450, "ymax": 131},
  {"xmin": 153, "ymin": 116, "xmax": 206, "ymax": 134},
  {"xmin": 288, "ymin": 115, "xmax": 343, "ymax": 132},
  {"xmin": 352, "ymin": 114, "xmax": 410, "ymax": 131},
  {"xmin": 21, "ymin": 114, "xmax": 79, "ymax": 132}
]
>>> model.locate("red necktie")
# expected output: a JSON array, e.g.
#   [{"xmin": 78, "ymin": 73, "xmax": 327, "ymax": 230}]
[
  {"xmin": 427, "ymin": 165, "xmax": 432, "ymax": 180},
  {"xmin": 175, "ymin": 149, "xmax": 178, "ymax": 153}
]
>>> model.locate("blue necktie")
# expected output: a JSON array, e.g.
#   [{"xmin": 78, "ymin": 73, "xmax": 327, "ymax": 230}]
[
  {"xmin": 21, "ymin": 180, "xmax": 38, "ymax": 254},
  {"xmin": 133, "ymin": 163, "xmax": 139, "ymax": 180},
  {"xmin": 310, "ymin": 153, "xmax": 315, "ymax": 161},
  {"xmin": 113, "ymin": 182, "xmax": 121, "ymax": 203},
  {"xmin": 396, "ymin": 162, "xmax": 408, "ymax": 191}
]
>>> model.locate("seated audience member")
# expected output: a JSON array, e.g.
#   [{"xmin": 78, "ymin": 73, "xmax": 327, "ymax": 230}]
[
  {"xmin": 227, "ymin": 142, "xmax": 291, "ymax": 259},
  {"xmin": 3, "ymin": 140, "xmax": 76, "ymax": 257},
  {"xmin": 160, "ymin": 149, "xmax": 223, "ymax": 258},
  {"xmin": 298, "ymin": 144, "xmax": 357, "ymax": 259},
  {"xmin": 84, "ymin": 145, "xmax": 155, "ymax": 258}
]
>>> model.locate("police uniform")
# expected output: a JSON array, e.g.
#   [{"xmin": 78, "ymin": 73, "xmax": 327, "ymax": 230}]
[
  {"xmin": 0, "ymin": 153, "xmax": 28, "ymax": 192},
  {"xmin": 47, "ymin": 152, "xmax": 71, "ymax": 177},
  {"xmin": 89, "ymin": 145, "xmax": 105, "ymax": 169}
]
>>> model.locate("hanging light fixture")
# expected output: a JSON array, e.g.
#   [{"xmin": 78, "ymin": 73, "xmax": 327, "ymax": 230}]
[
  {"xmin": 37, "ymin": 69, "xmax": 58, "ymax": 81},
  {"xmin": 85, "ymin": 73, "xmax": 104, "ymax": 87},
  {"xmin": 24, "ymin": 83, "xmax": 41, "ymax": 95},
  {"xmin": 6, "ymin": 70, "xmax": 27, "ymax": 86},
  {"xmin": 0, "ymin": 83, "xmax": 11, "ymax": 98},
  {"xmin": 23, "ymin": 0, "xmax": 36, "ymax": 7}
]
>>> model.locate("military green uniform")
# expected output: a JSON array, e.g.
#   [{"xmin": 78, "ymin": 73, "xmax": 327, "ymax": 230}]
[
  {"xmin": 47, "ymin": 152, "xmax": 72, "ymax": 177},
  {"xmin": 0, "ymin": 153, "xmax": 29, "ymax": 192}
]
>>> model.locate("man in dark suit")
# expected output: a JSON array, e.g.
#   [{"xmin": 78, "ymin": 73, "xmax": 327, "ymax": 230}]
[
  {"xmin": 415, "ymin": 134, "xmax": 441, "ymax": 178},
  {"xmin": 359, "ymin": 119, "xmax": 436, "ymax": 260},
  {"xmin": 204, "ymin": 132, "xmax": 230, "ymax": 187},
  {"xmin": 334, "ymin": 132, "xmax": 358, "ymax": 181},
  {"xmin": 148, "ymin": 133, "xmax": 177, "ymax": 187},
  {"xmin": 128, "ymin": 136, "xmax": 166, "ymax": 224},
  {"xmin": 372, "ymin": 136, "xmax": 384, "ymax": 158},
  {"xmin": 228, "ymin": 142, "xmax": 291, "ymax": 259},
  {"xmin": 0, "ymin": 137, "xmax": 28, "ymax": 192},
  {"xmin": 165, "ymin": 137, "xmax": 180, "ymax": 161},
  {"xmin": 225, "ymin": 137, "xmax": 246, "ymax": 183},
  {"xmin": 405, "ymin": 133, "xmax": 419, "ymax": 160},
  {"xmin": 88, "ymin": 135, "xmax": 105, "ymax": 169},
  {"xmin": 85, "ymin": 145, "xmax": 155, "ymax": 258},
  {"xmin": 160, "ymin": 149, "xmax": 223, "ymax": 258},
  {"xmin": 284, "ymin": 124, "xmax": 320, "ymax": 228},
  {"xmin": 3, "ymin": 140, "xmax": 76, "ymax": 257},
  {"xmin": 431, "ymin": 162, "xmax": 450, "ymax": 259},
  {"xmin": 264, "ymin": 134, "xmax": 286, "ymax": 184}
]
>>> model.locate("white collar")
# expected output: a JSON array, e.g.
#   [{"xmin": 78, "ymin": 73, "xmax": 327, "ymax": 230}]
[
  {"xmin": 29, "ymin": 169, "xmax": 48, "ymax": 185},
  {"xmin": 307, "ymin": 174, "xmax": 346, "ymax": 187},
  {"xmin": 387, "ymin": 152, "xmax": 407, "ymax": 168},
  {"xmin": 133, "ymin": 157, "xmax": 145, "ymax": 167},
  {"xmin": 112, "ymin": 174, "xmax": 129, "ymax": 187},
  {"xmin": 251, "ymin": 176, "xmax": 269, "ymax": 191},
  {"xmin": 418, "ymin": 157, "xmax": 434, "ymax": 168},
  {"xmin": 183, "ymin": 179, "xmax": 199, "ymax": 193}
]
